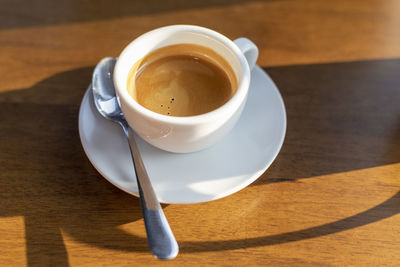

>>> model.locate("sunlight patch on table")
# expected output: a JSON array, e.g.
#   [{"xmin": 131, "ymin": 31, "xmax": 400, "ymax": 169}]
[{"xmin": 0, "ymin": 216, "xmax": 27, "ymax": 266}]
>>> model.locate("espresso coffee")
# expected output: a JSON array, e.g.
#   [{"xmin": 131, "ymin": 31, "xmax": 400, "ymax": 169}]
[{"xmin": 127, "ymin": 44, "xmax": 237, "ymax": 117}]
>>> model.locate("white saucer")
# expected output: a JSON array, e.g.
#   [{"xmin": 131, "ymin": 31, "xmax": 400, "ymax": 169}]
[{"xmin": 78, "ymin": 66, "xmax": 286, "ymax": 204}]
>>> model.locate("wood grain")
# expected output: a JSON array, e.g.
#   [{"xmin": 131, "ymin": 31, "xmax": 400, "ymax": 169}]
[{"xmin": 1, "ymin": 0, "xmax": 400, "ymax": 266}]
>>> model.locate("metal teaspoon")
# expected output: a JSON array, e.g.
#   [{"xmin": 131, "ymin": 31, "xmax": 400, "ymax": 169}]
[{"xmin": 91, "ymin": 57, "xmax": 179, "ymax": 260}]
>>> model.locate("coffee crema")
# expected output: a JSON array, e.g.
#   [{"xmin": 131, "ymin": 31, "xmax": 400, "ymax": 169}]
[{"xmin": 127, "ymin": 44, "xmax": 237, "ymax": 117}]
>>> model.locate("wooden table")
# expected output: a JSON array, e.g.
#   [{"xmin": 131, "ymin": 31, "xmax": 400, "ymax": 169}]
[{"xmin": 1, "ymin": 0, "xmax": 400, "ymax": 266}]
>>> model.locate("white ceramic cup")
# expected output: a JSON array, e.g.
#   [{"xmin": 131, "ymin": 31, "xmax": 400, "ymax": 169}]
[{"xmin": 113, "ymin": 25, "xmax": 258, "ymax": 153}]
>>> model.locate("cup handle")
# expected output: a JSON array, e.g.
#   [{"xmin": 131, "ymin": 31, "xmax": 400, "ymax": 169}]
[{"xmin": 234, "ymin": 38, "xmax": 259, "ymax": 71}]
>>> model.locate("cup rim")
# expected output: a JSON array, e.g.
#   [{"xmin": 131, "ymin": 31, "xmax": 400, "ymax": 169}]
[{"xmin": 114, "ymin": 25, "xmax": 250, "ymax": 125}]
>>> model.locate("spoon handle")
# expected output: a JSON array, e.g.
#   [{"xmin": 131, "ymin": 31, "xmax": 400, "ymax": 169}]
[{"xmin": 123, "ymin": 125, "xmax": 179, "ymax": 260}]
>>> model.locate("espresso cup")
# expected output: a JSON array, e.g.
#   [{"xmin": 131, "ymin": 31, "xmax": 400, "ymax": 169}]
[{"xmin": 113, "ymin": 25, "xmax": 258, "ymax": 153}]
